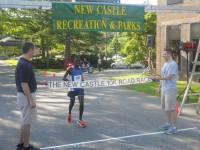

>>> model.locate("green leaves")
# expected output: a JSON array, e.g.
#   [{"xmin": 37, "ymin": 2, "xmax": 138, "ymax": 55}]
[
  {"xmin": 0, "ymin": 8, "xmax": 105, "ymax": 58},
  {"xmin": 0, "ymin": 8, "xmax": 156, "ymax": 66},
  {"xmin": 122, "ymin": 12, "xmax": 156, "ymax": 64}
]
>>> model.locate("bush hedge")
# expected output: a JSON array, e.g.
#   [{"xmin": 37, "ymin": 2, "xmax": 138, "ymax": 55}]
[
  {"xmin": 32, "ymin": 55, "xmax": 114, "ymax": 69},
  {"xmin": 32, "ymin": 58, "xmax": 65, "ymax": 69}
]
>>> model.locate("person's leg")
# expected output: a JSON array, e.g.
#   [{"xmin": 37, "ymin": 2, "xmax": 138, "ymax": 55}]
[
  {"xmin": 78, "ymin": 96, "xmax": 84, "ymax": 120},
  {"xmin": 165, "ymin": 91, "xmax": 178, "ymax": 134},
  {"xmin": 23, "ymin": 104, "xmax": 37, "ymax": 148},
  {"xmin": 165, "ymin": 111, "xmax": 171, "ymax": 123},
  {"xmin": 165, "ymin": 110, "xmax": 178, "ymax": 134},
  {"xmin": 161, "ymin": 91, "xmax": 170, "ymax": 123},
  {"xmin": 19, "ymin": 125, "xmax": 23, "ymax": 143},
  {"xmin": 68, "ymin": 91, "xmax": 75, "ymax": 115},
  {"xmin": 16, "ymin": 125, "xmax": 24, "ymax": 149},
  {"xmin": 159, "ymin": 91, "xmax": 171, "ymax": 130},
  {"xmin": 17, "ymin": 93, "xmax": 39, "ymax": 149},
  {"xmin": 170, "ymin": 110, "xmax": 177, "ymax": 127},
  {"xmin": 77, "ymin": 95, "xmax": 86, "ymax": 128},
  {"xmin": 69, "ymin": 99, "xmax": 75, "ymax": 115},
  {"xmin": 166, "ymin": 90, "xmax": 177, "ymax": 127},
  {"xmin": 22, "ymin": 124, "xmax": 31, "ymax": 148},
  {"xmin": 16, "ymin": 93, "xmax": 25, "ymax": 149}
]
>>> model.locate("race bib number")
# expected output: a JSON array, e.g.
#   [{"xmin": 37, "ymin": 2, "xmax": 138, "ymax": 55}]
[{"xmin": 74, "ymin": 75, "xmax": 82, "ymax": 81}]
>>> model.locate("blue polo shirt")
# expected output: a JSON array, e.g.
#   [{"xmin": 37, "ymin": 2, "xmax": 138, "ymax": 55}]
[{"xmin": 15, "ymin": 57, "xmax": 37, "ymax": 93}]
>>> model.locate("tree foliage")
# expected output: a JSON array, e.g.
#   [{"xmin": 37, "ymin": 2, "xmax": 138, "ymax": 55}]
[
  {"xmin": 122, "ymin": 12, "xmax": 156, "ymax": 64},
  {"xmin": 0, "ymin": 8, "xmax": 156, "ymax": 68},
  {"xmin": 0, "ymin": 8, "xmax": 105, "ymax": 60}
]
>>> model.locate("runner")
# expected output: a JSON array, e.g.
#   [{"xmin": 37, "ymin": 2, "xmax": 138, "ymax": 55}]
[{"xmin": 63, "ymin": 57, "xmax": 86, "ymax": 128}]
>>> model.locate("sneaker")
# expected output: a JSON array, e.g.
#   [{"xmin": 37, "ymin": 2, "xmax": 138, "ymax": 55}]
[
  {"xmin": 16, "ymin": 143, "xmax": 24, "ymax": 150},
  {"xmin": 159, "ymin": 123, "xmax": 171, "ymax": 130},
  {"xmin": 165, "ymin": 127, "xmax": 178, "ymax": 135},
  {"xmin": 77, "ymin": 119, "xmax": 86, "ymax": 128},
  {"xmin": 23, "ymin": 144, "xmax": 40, "ymax": 150},
  {"xmin": 67, "ymin": 114, "xmax": 72, "ymax": 122}
]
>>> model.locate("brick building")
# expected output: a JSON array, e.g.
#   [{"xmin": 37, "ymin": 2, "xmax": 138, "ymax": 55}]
[{"xmin": 156, "ymin": 0, "xmax": 200, "ymax": 78}]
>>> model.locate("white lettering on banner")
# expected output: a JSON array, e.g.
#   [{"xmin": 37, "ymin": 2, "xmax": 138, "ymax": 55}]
[{"xmin": 48, "ymin": 77, "xmax": 152, "ymax": 89}]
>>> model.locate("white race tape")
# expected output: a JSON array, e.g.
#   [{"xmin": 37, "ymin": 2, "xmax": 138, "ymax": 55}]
[{"xmin": 48, "ymin": 76, "xmax": 152, "ymax": 89}]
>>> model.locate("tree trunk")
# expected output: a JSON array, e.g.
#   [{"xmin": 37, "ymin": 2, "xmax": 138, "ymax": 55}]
[
  {"xmin": 41, "ymin": 35, "xmax": 45, "ymax": 59},
  {"xmin": 64, "ymin": 32, "xmax": 71, "ymax": 69}
]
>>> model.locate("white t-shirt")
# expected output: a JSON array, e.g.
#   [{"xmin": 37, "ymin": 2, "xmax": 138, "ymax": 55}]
[{"xmin": 161, "ymin": 60, "xmax": 178, "ymax": 91}]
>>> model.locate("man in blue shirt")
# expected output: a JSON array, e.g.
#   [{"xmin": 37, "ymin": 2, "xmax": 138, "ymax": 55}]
[
  {"xmin": 15, "ymin": 41, "xmax": 47, "ymax": 150},
  {"xmin": 63, "ymin": 57, "xmax": 86, "ymax": 128},
  {"xmin": 151, "ymin": 49, "xmax": 178, "ymax": 135}
]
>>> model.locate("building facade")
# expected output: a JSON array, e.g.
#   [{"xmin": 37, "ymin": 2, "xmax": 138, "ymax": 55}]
[{"xmin": 156, "ymin": 0, "xmax": 200, "ymax": 78}]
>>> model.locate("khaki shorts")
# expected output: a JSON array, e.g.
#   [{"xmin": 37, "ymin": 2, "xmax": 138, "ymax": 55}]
[
  {"xmin": 161, "ymin": 90, "xmax": 177, "ymax": 111},
  {"xmin": 17, "ymin": 92, "xmax": 37, "ymax": 125}
]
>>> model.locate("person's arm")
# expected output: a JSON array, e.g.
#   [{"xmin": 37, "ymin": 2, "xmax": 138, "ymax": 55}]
[
  {"xmin": 153, "ymin": 62, "xmax": 177, "ymax": 81},
  {"xmin": 151, "ymin": 74, "xmax": 173, "ymax": 93},
  {"xmin": 153, "ymin": 74, "xmax": 173, "ymax": 80},
  {"xmin": 63, "ymin": 67, "xmax": 72, "ymax": 81},
  {"xmin": 37, "ymin": 81, "xmax": 48, "ymax": 86},
  {"xmin": 21, "ymin": 82, "xmax": 36, "ymax": 108}
]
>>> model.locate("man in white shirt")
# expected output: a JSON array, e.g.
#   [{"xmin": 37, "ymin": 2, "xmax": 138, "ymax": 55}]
[{"xmin": 151, "ymin": 49, "xmax": 178, "ymax": 135}]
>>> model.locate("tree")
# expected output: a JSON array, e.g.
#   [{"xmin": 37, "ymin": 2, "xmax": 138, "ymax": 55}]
[
  {"xmin": 0, "ymin": 8, "xmax": 105, "ymax": 64},
  {"xmin": 122, "ymin": 12, "xmax": 156, "ymax": 64}
]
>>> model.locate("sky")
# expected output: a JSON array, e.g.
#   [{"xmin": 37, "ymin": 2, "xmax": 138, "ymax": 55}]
[{"xmin": 121, "ymin": 0, "xmax": 157, "ymax": 5}]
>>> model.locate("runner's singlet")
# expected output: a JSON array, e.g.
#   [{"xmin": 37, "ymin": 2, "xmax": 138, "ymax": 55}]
[{"xmin": 69, "ymin": 67, "xmax": 83, "ymax": 91}]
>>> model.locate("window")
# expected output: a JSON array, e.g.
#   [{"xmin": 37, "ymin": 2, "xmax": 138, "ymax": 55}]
[
  {"xmin": 167, "ymin": 0, "xmax": 183, "ymax": 5},
  {"xmin": 191, "ymin": 22, "xmax": 200, "ymax": 40},
  {"xmin": 166, "ymin": 25, "xmax": 181, "ymax": 70}
]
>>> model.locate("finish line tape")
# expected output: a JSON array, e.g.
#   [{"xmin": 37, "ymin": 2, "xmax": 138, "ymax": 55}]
[{"xmin": 48, "ymin": 76, "xmax": 152, "ymax": 89}]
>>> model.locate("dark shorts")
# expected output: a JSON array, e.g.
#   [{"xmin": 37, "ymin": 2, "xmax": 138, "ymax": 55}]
[{"xmin": 68, "ymin": 89, "xmax": 84, "ymax": 100}]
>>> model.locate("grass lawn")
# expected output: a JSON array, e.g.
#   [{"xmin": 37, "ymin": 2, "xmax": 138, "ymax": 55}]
[
  {"xmin": 4, "ymin": 59, "xmax": 18, "ymax": 66},
  {"xmin": 111, "ymin": 73, "xmax": 200, "ymax": 103}
]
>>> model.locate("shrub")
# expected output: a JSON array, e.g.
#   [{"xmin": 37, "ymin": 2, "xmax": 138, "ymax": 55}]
[{"xmin": 32, "ymin": 58, "xmax": 65, "ymax": 69}]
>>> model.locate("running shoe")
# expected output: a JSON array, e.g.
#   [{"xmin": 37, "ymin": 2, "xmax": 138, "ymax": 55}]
[
  {"xmin": 23, "ymin": 144, "xmax": 40, "ymax": 150},
  {"xmin": 16, "ymin": 143, "xmax": 24, "ymax": 150},
  {"xmin": 77, "ymin": 119, "xmax": 86, "ymax": 128},
  {"xmin": 67, "ymin": 114, "xmax": 72, "ymax": 122},
  {"xmin": 159, "ymin": 123, "xmax": 171, "ymax": 130},
  {"xmin": 165, "ymin": 127, "xmax": 178, "ymax": 135}
]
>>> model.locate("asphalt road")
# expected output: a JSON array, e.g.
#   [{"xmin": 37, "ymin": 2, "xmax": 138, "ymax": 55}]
[{"xmin": 0, "ymin": 60, "xmax": 200, "ymax": 150}]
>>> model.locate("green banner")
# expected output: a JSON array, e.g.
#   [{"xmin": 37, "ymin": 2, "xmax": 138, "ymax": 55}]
[{"xmin": 52, "ymin": 3, "xmax": 144, "ymax": 32}]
